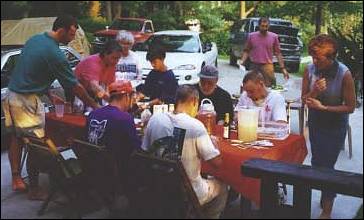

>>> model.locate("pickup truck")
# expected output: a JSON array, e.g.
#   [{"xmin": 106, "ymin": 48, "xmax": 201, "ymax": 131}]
[
  {"xmin": 229, "ymin": 17, "xmax": 303, "ymax": 73},
  {"xmin": 92, "ymin": 17, "xmax": 154, "ymax": 53}
]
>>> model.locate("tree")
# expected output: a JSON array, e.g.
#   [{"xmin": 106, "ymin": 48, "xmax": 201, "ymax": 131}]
[
  {"xmin": 315, "ymin": 2, "xmax": 323, "ymax": 35},
  {"xmin": 240, "ymin": 1, "xmax": 261, "ymax": 19},
  {"xmin": 112, "ymin": 1, "xmax": 122, "ymax": 19},
  {"xmin": 105, "ymin": 1, "xmax": 112, "ymax": 21},
  {"xmin": 88, "ymin": 1, "xmax": 101, "ymax": 18}
]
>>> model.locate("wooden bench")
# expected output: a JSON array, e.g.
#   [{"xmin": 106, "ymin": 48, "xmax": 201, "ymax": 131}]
[{"xmin": 241, "ymin": 158, "xmax": 363, "ymax": 219}]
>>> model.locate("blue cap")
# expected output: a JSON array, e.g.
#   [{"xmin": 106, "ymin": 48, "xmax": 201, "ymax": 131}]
[{"xmin": 198, "ymin": 65, "xmax": 219, "ymax": 79}]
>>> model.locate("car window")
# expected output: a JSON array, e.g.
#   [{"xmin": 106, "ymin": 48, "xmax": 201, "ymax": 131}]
[
  {"xmin": 2, "ymin": 54, "xmax": 19, "ymax": 73},
  {"xmin": 144, "ymin": 22, "xmax": 153, "ymax": 33},
  {"xmin": 1, "ymin": 54, "xmax": 20, "ymax": 89},
  {"xmin": 136, "ymin": 35, "xmax": 200, "ymax": 53},
  {"xmin": 110, "ymin": 19, "xmax": 142, "ymax": 31}
]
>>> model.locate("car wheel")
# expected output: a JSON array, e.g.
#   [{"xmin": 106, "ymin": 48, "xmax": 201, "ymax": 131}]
[{"xmin": 229, "ymin": 51, "xmax": 237, "ymax": 66}]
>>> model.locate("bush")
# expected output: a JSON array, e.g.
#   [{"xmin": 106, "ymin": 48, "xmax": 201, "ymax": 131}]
[
  {"xmin": 148, "ymin": 9, "xmax": 182, "ymax": 31},
  {"xmin": 78, "ymin": 17, "xmax": 110, "ymax": 43}
]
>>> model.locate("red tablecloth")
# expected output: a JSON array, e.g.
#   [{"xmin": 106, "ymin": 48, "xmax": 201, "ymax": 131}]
[
  {"xmin": 45, "ymin": 113, "xmax": 307, "ymax": 206},
  {"xmin": 45, "ymin": 113, "xmax": 86, "ymax": 147},
  {"xmin": 202, "ymin": 126, "xmax": 307, "ymax": 206}
]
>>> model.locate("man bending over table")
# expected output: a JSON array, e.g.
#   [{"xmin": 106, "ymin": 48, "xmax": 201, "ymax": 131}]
[{"xmin": 2, "ymin": 15, "xmax": 99, "ymax": 200}]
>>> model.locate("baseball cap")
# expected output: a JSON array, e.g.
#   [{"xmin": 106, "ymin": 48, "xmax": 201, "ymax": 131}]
[
  {"xmin": 108, "ymin": 80, "xmax": 133, "ymax": 96},
  {"xmin": 198, "ymin": 65, "xmax": 219, "ymax": 79}
]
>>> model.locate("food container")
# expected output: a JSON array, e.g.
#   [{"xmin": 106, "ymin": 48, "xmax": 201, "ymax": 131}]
[
  {"xmin": 196, "ymin": 98, "xmax": 216, "ymax": 135},
  {"xmin": 257, "ymin": 121, "xmax": 289, "ymax": 140}
]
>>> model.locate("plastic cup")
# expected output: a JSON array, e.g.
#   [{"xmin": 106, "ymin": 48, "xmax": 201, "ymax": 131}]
[{"xmin": 55, "ymin": 104, "xmax": 64, "ymax": 118}]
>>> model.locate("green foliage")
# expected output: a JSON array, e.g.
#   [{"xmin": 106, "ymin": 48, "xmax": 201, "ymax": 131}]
[
  {"xmin": 78, "ymin": 17, "xmax": 109, "ymax": 42},
  {"xmin": 1, "ymin": 1, "xmax": 362, "ymax": 61},
  {"xmin": 329, "ymin": 16, "xmax": 363, "ymax": 77},
  {"xmin": 1, "ymin": 1, "xmax": 31, "ymax": 19},
  {"xmin": 147, "ymin": 9, "xmax": 180, "ymax": 31}
]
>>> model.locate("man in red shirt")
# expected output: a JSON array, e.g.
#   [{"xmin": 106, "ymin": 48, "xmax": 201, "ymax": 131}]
[{"xmin": 240, "ymin": 17, "xmax": 290, "ymax": 87}]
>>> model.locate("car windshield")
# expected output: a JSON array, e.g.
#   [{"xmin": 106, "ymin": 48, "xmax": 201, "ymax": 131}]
[
  {"xmin": 135, "ymin": 35, "xmax": 200, "ymax": 53},
  {"xmin": 110, "ymin": 19, "xmax": 143, "ymax": 31}
]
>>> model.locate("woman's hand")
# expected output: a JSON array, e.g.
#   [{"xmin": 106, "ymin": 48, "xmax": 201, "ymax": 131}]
[
  {"xmin": 306, "ymin": 97, "xmax": 327, "ymax": 111},
  {"xmin": 313, "ymin": 78, "xmax": 327, "ymax": 93}
]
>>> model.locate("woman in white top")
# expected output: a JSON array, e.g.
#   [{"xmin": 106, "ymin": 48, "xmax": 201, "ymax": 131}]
[{"xmin": 115, "ymin": 30, "xmax": 142, "ymax": 85}]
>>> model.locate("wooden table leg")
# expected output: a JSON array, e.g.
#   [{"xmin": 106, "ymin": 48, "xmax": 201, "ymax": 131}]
[{"xmin": 293, "ymin": 184, "xmax": 311, "ymax": 219}]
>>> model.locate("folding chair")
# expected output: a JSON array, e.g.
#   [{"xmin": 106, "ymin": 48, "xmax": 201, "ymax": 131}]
[
  {"xmin": 132, "ymin": 149, "xmax": 205, "ymax": 218},
  {"xmin": 26, "ymin": 138, "xmax": 83, "ymax": 217},
  {"xmin": 71, "ymin": 139, "xmax": 121, "ymax": 211}
]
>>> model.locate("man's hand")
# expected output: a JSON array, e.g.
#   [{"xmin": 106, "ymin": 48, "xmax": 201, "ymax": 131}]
[
  {"xmin": 282, "ymin": 68, "xmax": 290, "ymax": 80},
  {"xmin": 238, "ymin": 63, "xmax": 246, "ymax": 74},
  {"xmin": 306, "ymin": 97, "xmax": 327, "ymax": 111},
  {"xmin": 48, "ymin": 92, "xmax": 65, "ymax": 105}
]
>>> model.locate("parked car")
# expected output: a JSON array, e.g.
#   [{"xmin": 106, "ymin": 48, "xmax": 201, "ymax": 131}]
[
  {"xmin": 92, "ymin": 17, "xmax": 154, "ymax": 53},
  {"xmin": 133, "ymin": 30, "xmax": 218, "ymax": 85},
  {"xmin": 229, "ymin": 17, "xmax": 303, "ymax": 73},
  {"xmin": 1, "ymin": 46, "xmax": 81, "ymax": 150}
]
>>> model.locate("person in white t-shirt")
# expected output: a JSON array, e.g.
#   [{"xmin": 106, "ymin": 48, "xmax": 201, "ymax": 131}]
[
  {"xmin": 115, "ymin": 31, "xmax": 142, "ymax": 86},
  {"xmin": 142, "ymin": 85, "xmax": 228, "ymax": 219},
  {"xmin": 235, "ymin": 70, "xmax": 287, "ymax": 123}
]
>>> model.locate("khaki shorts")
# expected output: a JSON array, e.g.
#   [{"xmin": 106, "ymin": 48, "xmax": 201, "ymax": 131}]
[
  {"xmin": 251, "ymin": 63, "xmax": 276, "ymax": 87},
  {"xmin": 2, "ymin": 90, "xmax": 45, "ymax": 138}
]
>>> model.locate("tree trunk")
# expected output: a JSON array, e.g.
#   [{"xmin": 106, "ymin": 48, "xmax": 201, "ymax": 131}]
[
  {"xmin": 88, "ymin": 1, "xmax": 101, "ymax": 18},
  {"xmin": 105, "ymin": 1, "xmax": 112, "ymax": 22},
  {"xmin": 315, "ymin": 2, "xmax": 323, "ymax": 35},
  {"xmin": 240, "ymin": 1, "xmax": 246, "ymax": 19},
  {"xmin": 174, "ymin": 1, "xmax": 183, "ymax": 17},
  {"xmin": 112, "ymin": 1, "xmax": 122, "ymax": 19}
]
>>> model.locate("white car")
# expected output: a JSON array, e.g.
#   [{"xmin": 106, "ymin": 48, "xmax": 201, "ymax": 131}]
[{"xmin": 133, "ymin": 30, "xmax": 218, "ymax": 85}]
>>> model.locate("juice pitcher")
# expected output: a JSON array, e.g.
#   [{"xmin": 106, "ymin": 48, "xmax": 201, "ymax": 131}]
[
  {"xmin": 238, "ymin": 107, "xmax": 259, "ymax": 142},
  {"xmin": 196, "ymin": 98, "xmax": 216, "ymax": 135}
]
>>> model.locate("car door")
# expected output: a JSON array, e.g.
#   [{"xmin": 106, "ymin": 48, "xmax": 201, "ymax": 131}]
[
  {"xmin": 199, "ymin": 33, "xmax": 216, "ymax": 66},
  {"xmin": 1, "ymin": 52, "xmax": 20, "ymax": 149}
]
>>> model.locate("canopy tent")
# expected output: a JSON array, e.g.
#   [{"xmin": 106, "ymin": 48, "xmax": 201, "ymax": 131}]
[{"xmin": 1, "ymin": 17, "xmax": 90, "ymax": 56}]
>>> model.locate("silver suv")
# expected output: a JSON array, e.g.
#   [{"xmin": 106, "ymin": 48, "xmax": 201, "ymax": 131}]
[{"xmin": 229, "ymin": 17, "xmax": 303, "ymax": 73}]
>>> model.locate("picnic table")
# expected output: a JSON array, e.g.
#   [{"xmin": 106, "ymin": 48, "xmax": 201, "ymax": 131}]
[
  {"xmin": 202, "ymin": 126, "xmax": 307, "ymax": 206},
  {"xmin": 45, "ymin": 112, "xmax": 307, "ymax": 206}
]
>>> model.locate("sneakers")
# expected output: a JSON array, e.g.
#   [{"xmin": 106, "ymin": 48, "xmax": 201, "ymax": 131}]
[{"xmin": 12, "ymin": 176, "xmax": 27, "ymax": 192}]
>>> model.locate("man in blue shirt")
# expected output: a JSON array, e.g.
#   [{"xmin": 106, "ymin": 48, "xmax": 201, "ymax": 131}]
[
  {"xmin": 2, "ymin": 15, "xmax": 99, "ymax": 200},
  {"xmin": 137, "ymin": 46, "xmax": 178, "ymax": 106}
]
